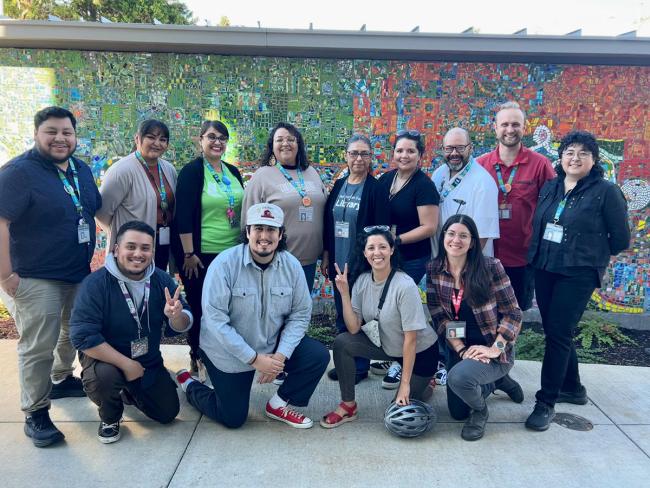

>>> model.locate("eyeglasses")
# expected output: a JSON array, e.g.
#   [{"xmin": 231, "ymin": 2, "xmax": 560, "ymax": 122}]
[
  {"xmin": 444, "ymin": 230, "xmax": 471, "ymax": 241},
  {"xmin": 347, "ymin": 151, "xmax": 372, "ymax": 160},
  {"xmin": 562, "ymin": 150, "xmax": 592, "ymax": 160},
  {"xmin": 363, "ymin": 225, "xmax": 390, "ymax": 233},
  {"xmin": 203, "ymin": 134, "xmax": 228, "ymax": 143},
  {"xmin": 274, "ymin": 137, "xmax": 297, "ymax": 144},
  {"xmin": 442, "ymin": 144, "xmax": 471, "ymax": 154},
  {"xmin": 396, "ymin": 129, "xmax": 421, "ymax": 138}
]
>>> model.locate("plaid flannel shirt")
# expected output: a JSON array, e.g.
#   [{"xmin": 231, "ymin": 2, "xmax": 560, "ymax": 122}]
[{"xmin": 426, "ymin": 256, "xmax": 522, "ymax": 364}]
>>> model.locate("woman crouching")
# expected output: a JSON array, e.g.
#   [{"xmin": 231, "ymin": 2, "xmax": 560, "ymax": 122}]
[
  {"xmin": 427, "ymin": 214, "xmax": 523, "ymax": 441},
  {"xmin": 320, "ymin": 226, "xmax": 438, "ymax": 428}
]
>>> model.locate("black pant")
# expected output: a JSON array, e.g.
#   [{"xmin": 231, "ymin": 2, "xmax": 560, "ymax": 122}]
[
  {"xmin": 185, "ymin": 337, "xmax": 329, "ymax": 429},
  {"xmin": 80, "ymin": 354, "xmax": 179, "ymax": 424},
  {"xmin": 503, "ymin": 265, "xmax": 534, "ymax": 311},
  {"xmin": 534, "ymin": 268, "xmax": 598, "ymax": 407},
  {"xmin": 178, "ymin": 252, "xmax": 218, "ymax": 360}
]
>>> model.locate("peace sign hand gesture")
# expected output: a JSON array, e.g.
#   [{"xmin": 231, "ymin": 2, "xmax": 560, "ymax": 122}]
[
  {"xmin": 164, "ymin": 286, "xmax": 183, "ymax": 320},
  {"xmin": 333, "ymin": 262, "xmax": 350, "ymax": 296}
]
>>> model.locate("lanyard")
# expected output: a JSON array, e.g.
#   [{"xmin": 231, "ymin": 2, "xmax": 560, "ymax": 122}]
[
  {"xmin": 440, "ymin": 159, "xmax": 473, "ymax": 201},
  {"xmin": 275, "ymin": 163, "xmax": 311, "ymax": 206},
  {"xmin": 339, "ymin": 177, "xmax": 363, "ymax": 221},
  {"xmin": 494, "ymin": 164, "xmax": 518, "ymax": 198},
  {"xmin": 136, "ymin": 151, "xmax": 168, "ymax": 212},
  {"xmin": 552, "ymin": 189, "xmax": 573, "ymax": 224},
  {"xmin": 451, "ymin": 287, "xmax": 464, "ymax": 320},
  {"xmin": 204, "ymin": 158, "xmax": 237, "ymax": 224},
  {"xmin": 57, "ymin": 159, "xmax": 84, "ymax": 219},
  {"xmin": 118, "ymin": 279, "xmax": 150, "ymax": 338},
  {"xmin": 388, "ymin": 170, "xmax": 415, "ymax": 201}
]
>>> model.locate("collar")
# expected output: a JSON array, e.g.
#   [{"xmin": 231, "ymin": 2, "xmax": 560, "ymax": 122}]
[
  {"xmin": 492, "ymin": 145, "xmax": 530, "ymax": 166},
  {"xmin": 29, "ymin": 147, "xmax": 72, "ymax": 173}
]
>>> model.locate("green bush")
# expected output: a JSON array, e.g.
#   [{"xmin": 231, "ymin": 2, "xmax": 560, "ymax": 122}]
[
  {"xmin": 0, "ymin": 302, "xmax": 9, "ymax": 320},
  {"xmin": 576, "ymin": 316, "xmax": 637, "ymax": 349},
  {"xmin": 514, "ymin": 329, "xmax": 546, "ymax": 361}
]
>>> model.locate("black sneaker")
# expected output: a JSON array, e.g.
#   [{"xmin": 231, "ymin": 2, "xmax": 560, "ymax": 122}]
[
  {"xmin": 526, "ymin": 401, "xmax": 555, "ymax": 431},
  {"xmin": 370, "ymin": 361, "xmax": 392, "ymax": 376},
  {"xmin": 557, "ymin": 386, "xmax": 588, "ymax": 405},
  {"xmin": 494, "ymin": 374, "xmax": 524, "ymax": 403},
  {"xmin": 461, "ymin": 405, "xmax": 489, "ymax": 441},
  {"xmin": 327, "ymin": 368, "xmax": 368, "ymax": 384},
  {"xmin": 24, "ymin": 408, "xmax": 65, "ymax": 447},
  {"xmin": 50, "ymin": 375, "xmax": 86, "ymax": 399},
  {"xmin": 381, "ymin": 362, "xmax": 401, "ymax": 390},
  {"xmin": 98, "ymin": 420, "xmax": 121, "ymax": 444}
]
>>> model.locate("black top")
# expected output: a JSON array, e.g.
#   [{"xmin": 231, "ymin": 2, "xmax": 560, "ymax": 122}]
[
  {"xmin": 171, "ymin": 157, "xmax": 244, "ymax": 262},
  {"xmin": 528, "ymin": 172, "xmax": 630, "ymax": 285},
  {"xmin": 452, "ymin": 290, "xmax": 487, "ymax": 347},
  {"xmin": 377, "ymin": 169, "xmax": 440, "ymax": 261},
  {"xmin": 0, "ymin": 149, "xmax": 102, "ymax": 283},
  {"xmin": 323, "ymin": 173, "xmax": 389, "ymax": 280}
]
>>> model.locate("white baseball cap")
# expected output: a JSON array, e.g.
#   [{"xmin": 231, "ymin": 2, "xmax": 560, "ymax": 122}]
[{"xmin": 246, "ymin": 203, "xmax": 284, "ymax": 228}]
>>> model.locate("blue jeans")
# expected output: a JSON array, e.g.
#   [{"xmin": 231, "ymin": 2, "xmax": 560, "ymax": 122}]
[
  {"xmin": 400, "ymin": 255, "xmax": 430, "ymax": 286},
  {"xmin": 185, "ymin": 337, "xmax": 329, "ymax": 429},
  {"xmin": 302, "ymin": 263, "xmax": 317, "ymax": 294},
  {"xmin": 333, "ymin": 284, "xmax": 370, "ymax": 375}
]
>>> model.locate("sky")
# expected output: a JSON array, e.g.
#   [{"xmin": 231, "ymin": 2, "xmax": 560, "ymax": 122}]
[{"xmin": 185, "ymin": 0, "xmax": 649, "ymax": 37}]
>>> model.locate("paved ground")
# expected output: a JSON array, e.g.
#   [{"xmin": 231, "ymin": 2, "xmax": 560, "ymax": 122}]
[{"xmin": 0, "ymin": 340, "xmax": 648, "ymax": 487}]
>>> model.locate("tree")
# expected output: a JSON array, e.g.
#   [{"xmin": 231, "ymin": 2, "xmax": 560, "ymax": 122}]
[
  {"xmin": 218, "ymin": 15, "xmax": 230, "ymax": 27},
  {"xmin": 3, "ymin": 0, "xmax": 195, "ymax": 24}
]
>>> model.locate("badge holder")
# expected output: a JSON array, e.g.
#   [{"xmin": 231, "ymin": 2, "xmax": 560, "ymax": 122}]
[
  {"xmin": 446, "ymin": 321, "xmax": 466, "ymax": 339},
  {"xmin": 298, "ymin": 206, "xmax": 314, "ymax": 222},
  {"xmin": 158, "ymin": 226, "xmax": 171, "ymax": 245},
  {"xmin": 543, "ymin": 223, "xmax": 564, "ymax": 243},
  {"xmin": 335, "ymin": 221, "xmax": 350, "ymax": 238},
  {"xmin": 498, "ymin": 203, "xmax": 512, "ymax": 220},
  {"xmin": 77, "ymin": 218, "xmax": 91, "ymax": 244},
  {"xmin": 131, "ymin": 337, "xmax": 149, "ymax": 358}
]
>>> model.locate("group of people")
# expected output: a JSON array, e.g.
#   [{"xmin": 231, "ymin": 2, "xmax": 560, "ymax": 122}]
[{"xmin": 0, "ymin": 101, "xmax": 630, "ymax": 448}]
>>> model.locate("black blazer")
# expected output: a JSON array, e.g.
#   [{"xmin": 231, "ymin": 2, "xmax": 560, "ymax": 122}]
[
  {"xmin": 171, "ymin": 157, "xmax": 244, "ymax": 262},
  {"xmin": 527, "ymin": 171, "xmax": 630, "ymax": 276},
  {"xmin": 323, "ymin": 173, "xmax": 389, "ymax": 279}
]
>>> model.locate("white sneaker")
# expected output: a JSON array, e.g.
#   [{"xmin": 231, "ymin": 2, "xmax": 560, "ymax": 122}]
[{"xmin": 381, "ymin": 362, "xmax": 401, "ymax": 390}]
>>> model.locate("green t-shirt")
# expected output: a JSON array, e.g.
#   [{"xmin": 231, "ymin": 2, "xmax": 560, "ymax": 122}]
[{"xmin": 201, "ymin": 163, "xmax": 244, "ymax": 254}]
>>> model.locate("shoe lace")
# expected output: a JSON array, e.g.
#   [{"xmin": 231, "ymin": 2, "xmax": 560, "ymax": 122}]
[
  {"xmin": 280, "ymin": 406, "xmax": 305, "ymax": 421},
  {"xmin": 102, "ymin": 421, "xmax": 119, "ymax": 431},
  {"xmin": 387, "ymin": 362, "xmax": 401, "ymax": 378}
]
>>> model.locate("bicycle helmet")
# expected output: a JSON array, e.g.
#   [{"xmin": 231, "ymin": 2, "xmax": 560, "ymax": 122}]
[{"xmin": 384, "ymin": 400, "xmax": 436, "ymax": 438}]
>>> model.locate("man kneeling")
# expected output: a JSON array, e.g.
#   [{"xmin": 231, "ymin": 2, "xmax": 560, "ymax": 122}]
[
  {"xmin": 177, "ymin": 203, "xmax": 329, "ymax": 429},
  {"xmin": 70, "ymin": 221, "xmax": 192, "ymax": 443}
]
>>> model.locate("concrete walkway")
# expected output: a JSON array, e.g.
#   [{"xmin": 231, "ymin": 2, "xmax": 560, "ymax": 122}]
[{"xmin": 0, "ymin": 340, "xmax": 648, "ymax": 488}]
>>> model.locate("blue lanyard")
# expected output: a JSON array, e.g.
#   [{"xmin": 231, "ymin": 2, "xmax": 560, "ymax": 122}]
[
  {"xmin": 204, "ymin": 159, "xmax": 237, "ymax": 224},
  {"xmin": 552, "ymin": 189, "xmax": 573, "ymax": 224},
  {"xmin": 440, "ymin": 159, "xmax": 473, "ymax": 201},
  {"xmin": 494, "ymin": 164, "xmax": 518, "ymax": 197},
  {"xmin": 275, "ymin": 163, "xmax": 308, "ymax": 201},
  {"xmin": 57, "ymin": 159, "xmax": 84, "ymax": 219},
  {"xmin": 136, "ymin": 151, "xmax": 168, "ymax": 211}
]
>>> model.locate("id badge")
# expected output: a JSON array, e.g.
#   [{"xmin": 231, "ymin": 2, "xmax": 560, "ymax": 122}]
[
  {"xmin": 298, "ymin": 206, "xmax": 314, "ymax": 222},
  {"xmin": 543, "ymin": 223, "xmax": 564, "ymax": 243},
  {"xmin": 335, "ymin": 221, "xmax": 350, "ymax": 238},
  {"xmin": 498, "ymin": 203, "xmax": 512, "ymax": 220},
  {"xmin": 158, "ymin": 226, "xmax": 171, "ymax": 245},
  {"xmin": 229, "ymin": 217, "xmax": 240, "ymax": 229},
  {"xmin": 77, "ymin": 220, "xmax": 91, "ymax": 244},
  {"xmin": 446, "ymin": 321, "xmax": 466, "ymax": 339},
  {"xmin": 131, "ymin": 337, "xmax": 149, "ymax": 358}
]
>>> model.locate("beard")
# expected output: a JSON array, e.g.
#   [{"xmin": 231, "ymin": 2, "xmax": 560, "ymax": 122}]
[
  {"xmin": 35, "ymin": 141, "xmax": 75, "ymax": 165},
  {"xmin": 445, "ymin": 156, "xmax": 468, "ymax": 173},
  {"xmin": 498, "ymin": 134, "xmax": 522, "ymax": 148}
]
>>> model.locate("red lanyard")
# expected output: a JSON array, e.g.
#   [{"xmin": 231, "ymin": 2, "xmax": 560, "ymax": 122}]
[{"xmin": 451, "ymin": 287, "xmax": 464, "ymax": 320}]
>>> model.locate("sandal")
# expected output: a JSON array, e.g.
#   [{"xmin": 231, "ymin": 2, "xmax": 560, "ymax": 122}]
[{"xmin": 320, "ymin": 401, "xmax": 358, "ymax": 429}]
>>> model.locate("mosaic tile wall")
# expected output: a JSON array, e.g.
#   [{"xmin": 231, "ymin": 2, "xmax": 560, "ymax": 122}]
[{"xmin": 0, "ymin": 49, "xmax": 648, "ymax": 312}]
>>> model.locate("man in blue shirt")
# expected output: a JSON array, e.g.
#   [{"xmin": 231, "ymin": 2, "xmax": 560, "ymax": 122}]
[
  {"xmin": 176, "ymin": 203, "xmax": 329, "ymax": 429},
  {"xmin": 0, "ymin": 106, "xmax": 101, "ymax": 447}
]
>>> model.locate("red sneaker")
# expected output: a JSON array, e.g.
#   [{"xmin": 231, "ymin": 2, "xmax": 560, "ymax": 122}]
[{"xmin": 265, "ymin": 402, "xmax": 313, "ymax": 429}]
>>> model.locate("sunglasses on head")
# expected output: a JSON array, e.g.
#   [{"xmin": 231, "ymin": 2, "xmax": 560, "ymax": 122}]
[
  {"xmin": 396, "ymin": 129, "xmax": 421, "ymax": 138},
  {"xmin": 363, "ymin": 225, "xmax": 390, "ymax": 233}
]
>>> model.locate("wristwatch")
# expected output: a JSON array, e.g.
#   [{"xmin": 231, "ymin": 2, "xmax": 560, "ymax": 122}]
[
  {"xmin": 493, "ymin": 340, "xmax": 506, "ymax": 353},
  {"xmin": 184, "ymin": 251, "xmax": 195, "ymax": 259}
]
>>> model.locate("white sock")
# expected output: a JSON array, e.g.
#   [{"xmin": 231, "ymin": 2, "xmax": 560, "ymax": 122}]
[
  {"xmin": 268, "ymin": 393, "xmax": 288, "ymax": 409},
  {"xmin": 179, "ymin": 376, "xmax": 195, "ymax": 393}
]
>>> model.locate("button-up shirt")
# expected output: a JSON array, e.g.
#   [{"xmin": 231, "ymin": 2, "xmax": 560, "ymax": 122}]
[{"xmin": 200, "ymin": 244, "xmax": 312, "ymax": 373}]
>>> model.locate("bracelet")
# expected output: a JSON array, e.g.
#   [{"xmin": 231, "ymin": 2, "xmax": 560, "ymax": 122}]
[
  {"xmin": 457, "ymin": 347, "xmax": 467, "ymax": 358},
  {"xmin": 395, "ymin": 236, "xmax": 402, "ymax": 246},
  {"xmin": 0, "ymin": 273, "xmax": 15, "ymax": 284},
  {"xmin": 184, "ymin": 252, "xmax": 195, "ymax": 258},
  {"xmin": 248, "ymin": 352, "xmax": 258, "ymax": 365}
]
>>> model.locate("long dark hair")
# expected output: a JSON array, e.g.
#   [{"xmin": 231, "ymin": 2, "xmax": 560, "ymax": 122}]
[
  {"xmin": 433, "ymin": 214, "xmax": 490, "ymax": 307},
  {"xmin": 259, "ymin": 122, "xmax": 309, "ymax": 170},
  {"xmin": 556, "ymin": 130, "xmax": 605, "ymax": 178},
  {"xmin": 350, "ymin": 227, "xmax": 402, "ymax": 282}
]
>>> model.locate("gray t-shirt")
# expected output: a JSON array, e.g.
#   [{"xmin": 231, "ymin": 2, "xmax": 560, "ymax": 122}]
[
  {"xmin": 332, "ymin": 180, "xmax": 364, "ymax": 269},
  {"xmin": 351, "ymin": 270, "xmax": 437, "ymax": 357}
]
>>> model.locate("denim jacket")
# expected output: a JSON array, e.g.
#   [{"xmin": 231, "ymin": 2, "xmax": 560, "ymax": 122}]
[{"xmin": 200, "ymin": 244, "xmax": 312, "ymax": 373}]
